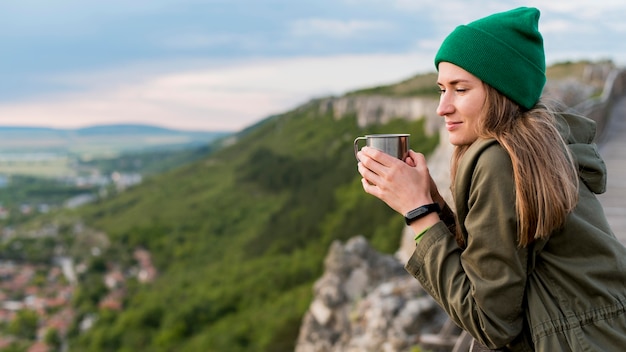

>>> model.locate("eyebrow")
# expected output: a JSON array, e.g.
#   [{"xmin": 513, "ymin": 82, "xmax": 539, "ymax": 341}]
[{"xmin": 437, "ymin": 79, "xmax": 472, "ymax": 86}]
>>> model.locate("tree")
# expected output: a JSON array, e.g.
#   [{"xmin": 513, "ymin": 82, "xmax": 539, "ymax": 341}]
[
  {"xmin": 44, "ymin": 328, "xmax": 63, "ymax": 350},
  {"xmin": 8, "ymin": 309, "xmax": 39, "ymax": 340}
]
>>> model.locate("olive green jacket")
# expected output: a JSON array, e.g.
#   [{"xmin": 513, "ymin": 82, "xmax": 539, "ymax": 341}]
[{"xmin": 405, "ymin": 113, "xmax": 626, "ymax": 351}]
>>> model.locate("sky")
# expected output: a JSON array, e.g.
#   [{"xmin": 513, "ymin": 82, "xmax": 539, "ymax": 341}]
[{"xmin": 1, "ymin": 0, "xmax": 625, "ymax": 132}]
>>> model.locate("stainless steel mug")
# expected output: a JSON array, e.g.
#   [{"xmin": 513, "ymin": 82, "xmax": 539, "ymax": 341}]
[{"xmin": 353, "ymin": 134, "xmax": 410, "ymax": 160}]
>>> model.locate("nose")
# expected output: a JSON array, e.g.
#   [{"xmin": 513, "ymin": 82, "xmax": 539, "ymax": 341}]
[{"xmin": 436, "ymin": 92, "xmax": 453, "ymax": 117}]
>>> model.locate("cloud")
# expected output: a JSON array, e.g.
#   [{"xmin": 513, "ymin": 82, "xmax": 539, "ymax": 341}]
[
  {"xmin": 526, "ymin": 0, "xmax": 626, "ymax": 15},
  {"xmin": 290, "ymin": 18, "xmax": 393, "ymax": 39},
  {"xmin": 607, "ymin": 22, "xmax": 626, "ymax": 33},
  {"xmin": 0, "ymin": 54, "xmax": 434, "ymax": 132},
  {"xmin": 540, "ymin": 19, "xmax": 588, "ymax": 34},
  {"xmin": 159, "ymin": 32, "xmax": 258, "ymax": 50}
]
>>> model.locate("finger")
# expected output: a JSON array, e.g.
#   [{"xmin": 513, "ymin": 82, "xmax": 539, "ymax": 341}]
[
  {"xmin": 410, "ymin": 152, "xmax": 430, "ymax": 172},
  {"xmin": 408, "ymin": 150, "xmax": 425, "ymax": 163},
  {"xmin": 358, "ymin": 161, "xmax": 382, "ymax": 185},
  {"xmin": 407, "ymin": 149, "xmax": 419, "ymax": 159},
  {"xmin": 357, "ymin": 149, "xmax": 385, "ymax": 176},
  {"xmin": 361, "ymin": 146, "xmax": 396, "ymax": 167},
  {"xmin": 405, "ymin": 152, "xmax": 416, "ymax": 167},
  {"xmin": 361, "ymin": 177, "xmax": 380, "ymax": 197}
]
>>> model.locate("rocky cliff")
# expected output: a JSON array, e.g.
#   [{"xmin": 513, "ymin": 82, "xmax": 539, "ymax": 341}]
[
  {"xmin": 294, "ymin": 236, "xmax": 448, "ymax": 352},
  {"xmin": 319, "ymin": 95, "xmax": 441, "ymax": 135}
]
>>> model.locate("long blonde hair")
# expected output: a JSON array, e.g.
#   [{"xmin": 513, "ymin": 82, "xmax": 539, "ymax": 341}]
[{"xmin": 451, "ymin": 85, "xmax": 579, "ymax": 247}]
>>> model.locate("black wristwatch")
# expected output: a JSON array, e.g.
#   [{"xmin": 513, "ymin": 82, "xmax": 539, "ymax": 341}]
[{"xmin": 404, "ymin": 203, "xmax": 441, "ymax": 225}]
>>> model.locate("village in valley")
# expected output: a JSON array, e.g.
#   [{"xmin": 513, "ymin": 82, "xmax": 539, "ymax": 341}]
[
  {"xmin": 0, "ymin": 246, "xmax": 157, "ymax": 351},
  {"xmin": 0, "ymin": 163, "xmax": 153, "ymax": 351}
]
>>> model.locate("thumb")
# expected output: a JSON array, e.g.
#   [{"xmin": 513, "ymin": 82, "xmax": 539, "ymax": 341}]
[{"xmin": 405, "ymin": 150, "xmax": 419, "ymax": 167}]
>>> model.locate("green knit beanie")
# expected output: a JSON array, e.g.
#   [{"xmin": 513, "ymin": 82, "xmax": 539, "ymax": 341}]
[{"xmin": 435, "ymin": 7, "xmax": 546, "ymax": 110}]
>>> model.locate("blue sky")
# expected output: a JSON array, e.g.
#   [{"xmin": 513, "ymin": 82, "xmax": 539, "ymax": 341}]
[{"xmin": 1, "ymin": 0, "xmax": 625, "ymax": 131}]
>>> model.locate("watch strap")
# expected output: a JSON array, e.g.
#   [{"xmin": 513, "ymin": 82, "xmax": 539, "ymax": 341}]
[{"xmin": 404, "ymin": 203, "xmax": 441, "ymax": 225}]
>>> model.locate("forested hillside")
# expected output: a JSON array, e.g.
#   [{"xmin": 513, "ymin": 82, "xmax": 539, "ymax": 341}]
[{"xmin": 65, "ymin": 100, "xmax": 439, "ymax": 351}]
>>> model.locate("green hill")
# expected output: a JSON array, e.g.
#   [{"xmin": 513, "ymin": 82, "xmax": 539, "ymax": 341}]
[{"xmin": 62, "ymin": 98, "xmax": 439, "ymax": 351}]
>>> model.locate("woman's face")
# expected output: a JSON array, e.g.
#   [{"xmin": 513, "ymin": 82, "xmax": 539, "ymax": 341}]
[{"xmin": 436, "ymin": 62, "xmax": 487, "ymax": 146}]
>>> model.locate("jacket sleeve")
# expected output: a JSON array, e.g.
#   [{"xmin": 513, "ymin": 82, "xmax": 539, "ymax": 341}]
[{"xmin": 405, "ymin": 143, "xmax": 528, "ymax": 349}]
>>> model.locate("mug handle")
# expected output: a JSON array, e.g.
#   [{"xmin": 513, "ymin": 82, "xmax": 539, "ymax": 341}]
[{"xmin": 353, "ymin": 137, "xmax": 366, "ymax": 161}]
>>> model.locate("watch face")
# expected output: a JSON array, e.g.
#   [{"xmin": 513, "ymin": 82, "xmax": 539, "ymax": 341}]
[
  {"xmin": 408, "ymin": 207, "xmax": 427, "ymax": 218},
  {"xmin": 405, "ymin": 203, "xmax": 440, "ymax": 225}
]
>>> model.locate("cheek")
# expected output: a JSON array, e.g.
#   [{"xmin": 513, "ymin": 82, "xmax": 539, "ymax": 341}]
[
  {"xmin": 459, "ymin": 108, "xmax": 482, "ymax": 143},
  {"xmin": 465, "ymin": 117, "xmax": 481, "ymax": 141},
  {"xmin": 464, "ymin": 102, "xmax": 484, "ymax": 130}
]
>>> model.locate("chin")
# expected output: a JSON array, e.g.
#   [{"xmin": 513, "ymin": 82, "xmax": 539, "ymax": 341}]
[
  {"xmin": 449, "ymin": 138, "xmax": 475, "ymax": 147},
  {"xmin": 448, "ymin": 136, "xmax": 463, "ymax": 146},
  {"xmin": 448, "ymin": 133, "xmax": 478, "ymax": 147}
]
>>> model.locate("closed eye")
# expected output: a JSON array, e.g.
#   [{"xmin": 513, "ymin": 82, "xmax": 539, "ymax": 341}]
[{"xmin": 438, "ymin": 88, "xmax": 467, "ymax": 94}]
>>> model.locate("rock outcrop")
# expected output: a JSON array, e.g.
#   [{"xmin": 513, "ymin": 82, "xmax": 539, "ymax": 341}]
[
  {"xmin": 319, "ymin": 95, "xmax": 441, "ymax": 135},
  {"xmin": 295, "ymin": 236, "xmax": 448, "ymax": 352}
]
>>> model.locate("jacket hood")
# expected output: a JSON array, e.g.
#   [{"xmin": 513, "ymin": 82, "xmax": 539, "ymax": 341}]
[{"xmin": 558, "ymin": 113, "xmax": 607, "ymax": 194}]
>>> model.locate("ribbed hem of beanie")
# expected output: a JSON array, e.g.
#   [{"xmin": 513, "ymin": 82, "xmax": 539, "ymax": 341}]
[{"xmin": 435, "ymin": 25, "xmax": 546, "ymax": 109}]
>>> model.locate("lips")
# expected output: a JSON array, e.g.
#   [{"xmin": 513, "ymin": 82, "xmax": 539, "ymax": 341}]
[{"xmin": 446, "ymin": 120, "xmax": 462, "ymax": 131}]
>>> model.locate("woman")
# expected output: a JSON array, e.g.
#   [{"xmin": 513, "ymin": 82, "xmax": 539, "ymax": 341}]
[{"xmin": 356, "ymin": 7, "xmax": 626, "ymax": 351}]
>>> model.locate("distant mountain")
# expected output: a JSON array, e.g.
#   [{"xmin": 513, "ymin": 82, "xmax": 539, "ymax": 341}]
[
  {"xmin": 0, "ymin": 124, "xmax": 232, "ymax": 156},
  {"xmin": 0, "ymin": 124, "xmax": 228, "ymax": 137},
  {"xmin": 0, "ymin": 126, "xmax": 60, "ymax": 132},
  {"xmin": 73, "ymin": 124, "xmax": 222, "ymax": 137}
]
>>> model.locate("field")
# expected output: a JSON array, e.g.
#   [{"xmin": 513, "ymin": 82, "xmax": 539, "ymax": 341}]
[
  {"xmin": 0, "ymin": 125, "xmax": 229, "ymax": 177},
  {"xmin": 0, "ymin": 154, "xmax": 73, "ymax": 177}
]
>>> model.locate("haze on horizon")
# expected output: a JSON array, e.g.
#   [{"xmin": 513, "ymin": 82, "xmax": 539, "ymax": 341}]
[{"xmin": 1, "ymin": 0, "xmax": 625, "ymax": 132}]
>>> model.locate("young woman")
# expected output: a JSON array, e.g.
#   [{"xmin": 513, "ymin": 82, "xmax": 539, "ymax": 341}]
[{"xmin": 356, "ymin": 7, "xmax": 626, "ymax": 351}]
